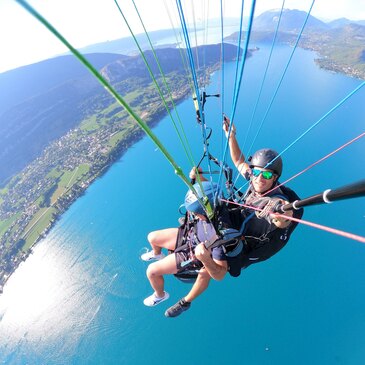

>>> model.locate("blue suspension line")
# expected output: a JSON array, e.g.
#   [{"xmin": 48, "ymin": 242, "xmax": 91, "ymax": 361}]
[
  {"xmin": 231, "ymin": 0, "xmax": 245, "ymax": 111},
  {"xmin": 114, "ymin": 0, "xmax": 195, "ymax": 167},
  {"xmin": 246, "ymin": 0, "xmax": 316, "ymax": 156},
  {"xmin": 175, "ymin": 0, "xmax": 216, "ymax": 195},
  {"xmin": 220, "ymin": 0, "xmax": 225, "ymax": 150},
  {"xmin": 202, "ymin": 0, "xmax": 209, "ymax": 70},
  {"xmin": 162, "ymin": 0, "xmax": 195, "ymax": 95},
  {"xmin": 190, "ymin": 0, "xmax": 201, "ymax": 71},
  {"xmin": 229, "ymin": 0, "xmax": 256, "ymax": 124},
  {"xmin": 242, "ymin": 0, "xmax": 286, "ymax": 152},
  {"xmin": 268, "ymin": 81, "xmax": 365, "ymax": 168},
  {"xmin": 175, "ymin": 0, "xmax": 201, "ymax": 103},
  {"xmin": 234, "ymin": 80, "xmax": 365, "ymax": 198},
  {"xmin": 217, "ymin": 0, "xmax": 256, "ymax": 197},
  {"xmin": 231, "ymin": 0, "xmax": 286, "ymax": 189}
]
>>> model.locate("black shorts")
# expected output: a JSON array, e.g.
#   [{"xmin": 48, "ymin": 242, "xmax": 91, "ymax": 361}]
[{"xmin": 227, "ymin": 237, "xmax": 289, "ymax": 277}]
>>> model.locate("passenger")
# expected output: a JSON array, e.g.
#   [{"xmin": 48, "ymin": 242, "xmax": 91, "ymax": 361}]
[{"xmin": 141, "ymin": 181, "xmax": 232, "ymax": 312}]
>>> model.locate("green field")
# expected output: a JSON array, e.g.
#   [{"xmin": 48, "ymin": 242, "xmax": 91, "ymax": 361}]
[
  {"xmin": 22, "ymin": 207, "xmax": 57, "ymax": 251},
  {"xmin": 0, "ymin": 72, "xmax": 188, "ymax": 261},
  {"xmin": 80, "ymin": 101, "xmax": 128, "ymax": 132},
  {"xmin": 46, "ymin": 168, "xmax": 63, "ymax": 179},
  {"xmin": 107, "ymin": 124, "xmax": 136, "ymax": 148},
  {"xmin": 50, "ymin": 165, "xmax": 90, "ymax": 205},
  {"xmin": 80, "ymin": 115, "xmax": 100, "ymax": 131},
  {"xmin": 0, "ymin": 213, "xmax": 21, "ymax": 238}
]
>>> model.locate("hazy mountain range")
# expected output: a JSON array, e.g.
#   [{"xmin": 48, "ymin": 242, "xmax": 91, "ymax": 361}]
[
  {"xmin": 0, "ymin": 44, "xmax": 239, "ymax": 186},
  {"xmin": 252, "ymin": 8, "xmax": 365, "ymax": 32}
]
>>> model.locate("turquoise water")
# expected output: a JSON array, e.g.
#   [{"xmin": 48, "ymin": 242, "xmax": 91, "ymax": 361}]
[{"xmin": 0, "ymin": 44, "xmax": 364, "ymax": 365}]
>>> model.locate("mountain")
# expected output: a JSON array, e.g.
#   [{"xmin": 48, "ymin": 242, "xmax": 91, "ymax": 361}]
[
  {"xmin": 225, "ymin": 9, "xmax": 329, "ymax": 43},
  {"xmin": 225, "ymin": 9, "xmax": 365, "ymax": 81},
  {"xmin": 77, "ymin": 29, "xmax": 178, "ymax": 55},
  {"xmin": 253, "ymin": 8, "xmax": 329, "ymax": 32},
  {"xmin": 0, "ymin": 44, "xmax": 240, "ymax": 186},
  {"xmin": 326, "ymin": 23, "xmax": 365, "ymax": 39},
  {"xmin": 0, "ymin": 53, "xmax": 124, "ymax": 112},
  {"xmin": 327, "ymin": 18, "xmax": 365, "ymax": 28},
  {"xmin": 317, "ymin": 23, "xmax": 365, "ymax": 69},
  {"xmin": 0, "ymin": 53, "xmax": 127, "ymax": 186},
  {"xmin": 100, "ymin": 43, "xmax": 240, "ymax": 84},
  {"xmin": 327, "ymin": 17, "xmax": 353, "ymax": 28}
]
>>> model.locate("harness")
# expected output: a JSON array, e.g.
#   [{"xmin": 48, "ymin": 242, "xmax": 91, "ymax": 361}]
[
  {"xmin": 173, "ymin": 183, "xmax": 303, "ymax": 282},
  {"xmin": 172, "ymin": 213, "xmax": 205, "ymax": 283},
  {"xmin": 173, "ymin": 205, "xmax": 243, "ymax": 283},
  {"xmin": 226, "ymin": 183, "xmax": 304, "ymax": 277}
]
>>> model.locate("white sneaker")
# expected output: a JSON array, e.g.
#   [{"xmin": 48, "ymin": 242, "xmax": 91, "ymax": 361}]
[
  {"xmin": 143, "ymin": 292, "xmax": 170, "ymax": 307},
  {"xmin": 140, "ymin": 250, "xmax": 165, "ymax": 262}
]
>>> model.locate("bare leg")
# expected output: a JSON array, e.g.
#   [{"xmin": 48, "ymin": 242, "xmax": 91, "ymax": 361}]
[
  {"xmin": 164, "ymin": 267, "xmax": 212, "ymax": 317},
  {"xmin": 147, "ymin": 228, "xmax": 178, "ymax": 254},
  {"xmin": 184, "ymin": 268, "xmax": 211, "ymax": 302},
  {"xmin": 146, "ymin": 253, "xmax": 178, "ymax": 297}
]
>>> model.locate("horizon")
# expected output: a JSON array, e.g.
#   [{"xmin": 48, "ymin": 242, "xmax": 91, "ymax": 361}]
[{"xmin": 0, "ymin": 0, "xmax": 364, "ymax": 74}]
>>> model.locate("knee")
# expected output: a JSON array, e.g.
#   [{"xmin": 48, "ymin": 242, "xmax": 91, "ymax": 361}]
[
  {"xmin": 196, "ymin": 269, "xmax": 212, "ymax": 284},
  {"xmin": 146, "ymin": 263, "xmax": 158, "ymax": 279},
  {"xmin": 147, "ymin": 231, "xmax": 158, "ymax": 245}
]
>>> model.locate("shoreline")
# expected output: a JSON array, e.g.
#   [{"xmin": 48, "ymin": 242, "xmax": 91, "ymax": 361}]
[
  {"xmin": 1, "ymin": 41, "xmax": 363, "ymax": 292},
  {"xmin": 226, "ymin": 32, "xmax": 365, "ymax": 81},
  {"xmin": 0, "ymin": 123, "xmax": 156, "ymax": 292},
  {"xmin": 298, "ymin": 44, "xmax": 365, "ymax": 81},
  {"xmin": 0, "ymin": 83, "xmax": 196, "ymax": 293}
]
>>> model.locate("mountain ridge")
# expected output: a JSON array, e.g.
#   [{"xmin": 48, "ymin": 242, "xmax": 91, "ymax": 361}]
[
  {"xmin": 253, "ymin": 8, "xmax": 329, "ymax": 32},
  {"xmin": 0, "ymin": 53, "xmax": 124, "ymax": 112}
]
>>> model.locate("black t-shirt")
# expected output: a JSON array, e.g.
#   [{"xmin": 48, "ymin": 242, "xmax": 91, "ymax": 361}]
[{"xmin": 227, "ymin": 182, "xmax": 303, "ymax": 276}]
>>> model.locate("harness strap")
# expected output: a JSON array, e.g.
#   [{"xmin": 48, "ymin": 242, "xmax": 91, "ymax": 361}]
[
  {"xmin": 239, "ymin": 212, "xmax": 255, "ymax": 235},
  {"xmin": 239, "ymin": 192, "xmax": 289, "ymax": 236}
]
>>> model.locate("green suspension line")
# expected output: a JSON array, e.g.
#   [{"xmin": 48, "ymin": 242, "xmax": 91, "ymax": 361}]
[
  {"xmin": 114, "ymin": 0, "xmax": 196, "ymax": 168},
  {"xmin": 162, "ymin": 0, "xmax": 196, "ymax": 97},
  {"xmin": 15, "ymin": 0, "xmax": 214, "ymax": 218},
  {"xmin": 14, "ymin": 2, "xmax": 190, "ymax": 188}
]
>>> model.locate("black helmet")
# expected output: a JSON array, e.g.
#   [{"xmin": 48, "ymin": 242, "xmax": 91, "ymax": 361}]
[{"xmin": 249, "ymin": 148, "xmax": 283, "ymax": 177}]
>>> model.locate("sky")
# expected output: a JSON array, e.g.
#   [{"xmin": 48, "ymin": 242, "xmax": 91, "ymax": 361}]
[{"xmin": 0, "ymin": 0, "xmax": 364, "ymax": 74}]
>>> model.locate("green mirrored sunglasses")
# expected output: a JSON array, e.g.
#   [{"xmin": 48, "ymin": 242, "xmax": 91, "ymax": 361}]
[{"xmin": 251, "ymin": 168, "xmax": 274, "ymax": 180}]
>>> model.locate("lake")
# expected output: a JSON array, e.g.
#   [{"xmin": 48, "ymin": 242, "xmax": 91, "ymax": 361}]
[{"xmin": 0, "ymin": 41, "xmax": 364, "ymax": 365}]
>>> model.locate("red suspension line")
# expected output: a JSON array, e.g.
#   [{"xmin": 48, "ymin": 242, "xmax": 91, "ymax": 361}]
[
  {"xmin": 221, "ymin": 199, "xmax": 365, "ymax": 244},
  {"xmin": 263, "ymin": 131, "xmax": 365, "ymax": 197}
]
